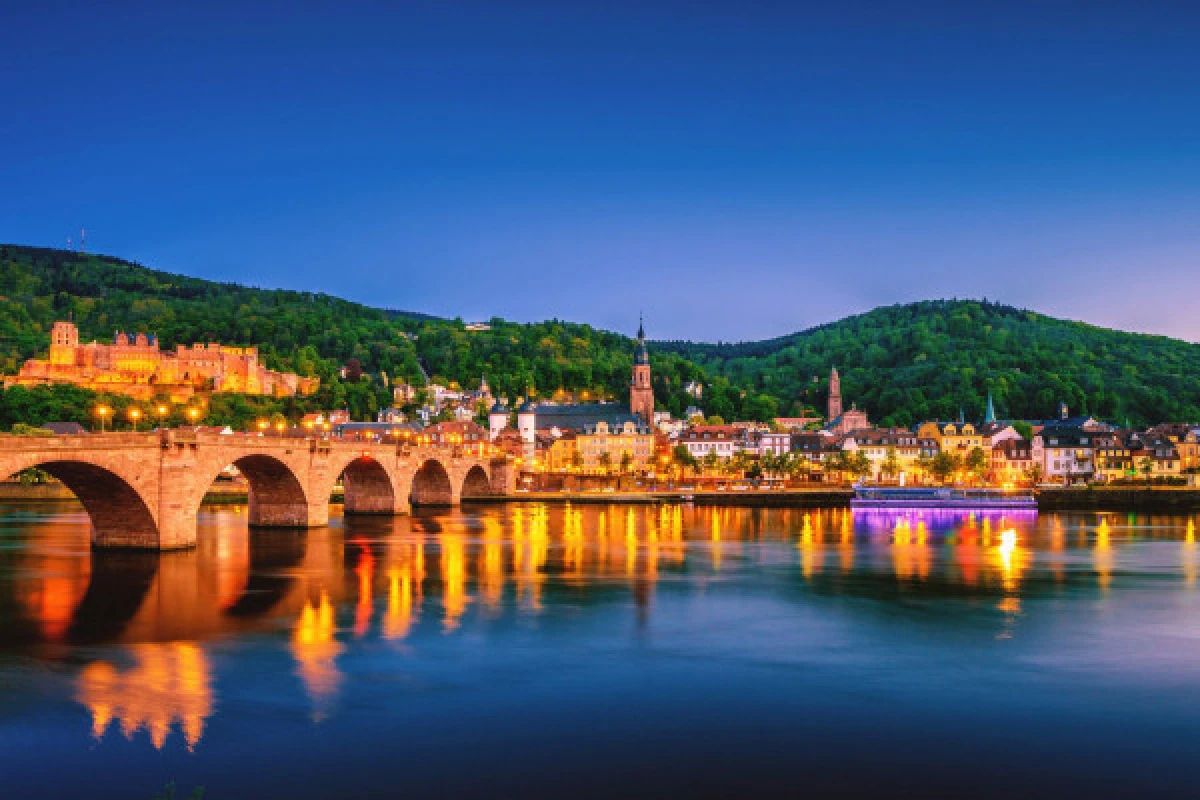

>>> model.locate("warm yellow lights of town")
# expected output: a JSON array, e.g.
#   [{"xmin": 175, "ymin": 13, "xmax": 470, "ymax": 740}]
[{"xmin": 127, "ymin": 407, "xmax": 142, "ymax": 430}]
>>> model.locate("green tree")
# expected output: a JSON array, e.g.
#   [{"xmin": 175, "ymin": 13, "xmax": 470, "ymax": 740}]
[
  {"xmin": 929, "ymin": 451, "xmax": 961, "ymax": 484},
  {"xmin": 880, "ymin": 447, "xmax": 900, "ymax": 482},
  {"xmin": 1139, "ymin": 456, "xmax": 1155, "ymax": 481},
  {"xmin": 965, "ymin": 446, "xmax": 989, "ymax": 485}
]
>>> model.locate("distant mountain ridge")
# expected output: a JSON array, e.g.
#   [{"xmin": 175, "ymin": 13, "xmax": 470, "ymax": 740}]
[
  {"xmin": 655, "ymin": 299, "xmax": 1200, "ymax": 427},
  {"xmin": 2, "ymin": 244, "xmax": 1198, "ymax": 427}
]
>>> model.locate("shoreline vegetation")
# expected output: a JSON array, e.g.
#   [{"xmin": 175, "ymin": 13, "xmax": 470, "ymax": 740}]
[{"xmin": 4, "ymin": 482, "xmax": 1200, "ymax": 511}]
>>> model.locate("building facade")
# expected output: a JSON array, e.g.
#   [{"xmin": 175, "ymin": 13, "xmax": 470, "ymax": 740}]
[{"xmin": 6, "ymin": 321, "xmax": 318, "ymax": 401}]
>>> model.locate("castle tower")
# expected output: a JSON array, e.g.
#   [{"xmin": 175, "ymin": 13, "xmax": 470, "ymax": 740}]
[
  {"xmin": 489, "ymin": 399, "xmax": 509, "ymax": 441},
  {"xmin": 49, "ymin": 320, "xmax": 80, "ymax": 366},
  {"xmin": 517, "ymin": 399, "xmax": 537, "ymax": 444},
  {"xmin": 629, "ymin": 318, "xmax": 654, "ymax": 422},
  {"xmin": 827, "ymin": 367, "xmax": 842, "ymax": 422}
]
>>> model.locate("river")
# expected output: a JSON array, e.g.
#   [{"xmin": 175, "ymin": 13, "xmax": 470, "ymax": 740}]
[{"xmin": 2, "ymin": 501, "xmax": 1200, "ymax": 797}]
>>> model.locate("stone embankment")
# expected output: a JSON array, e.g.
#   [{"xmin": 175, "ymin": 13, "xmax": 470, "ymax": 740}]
[{"xmin": 1037, "ymin": 487, "xmax": 1200, "ymax": 512}]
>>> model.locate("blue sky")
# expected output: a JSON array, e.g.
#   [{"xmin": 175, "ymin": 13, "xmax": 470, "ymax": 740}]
[{"xmin": 2, "ymin": 0, "xmax": 1198, "ymax": 341}]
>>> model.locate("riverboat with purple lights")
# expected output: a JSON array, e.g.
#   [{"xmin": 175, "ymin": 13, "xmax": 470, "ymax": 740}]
[{"xmin": 851, "ymin": 486, "xmax": 1037, "ymax": 510}]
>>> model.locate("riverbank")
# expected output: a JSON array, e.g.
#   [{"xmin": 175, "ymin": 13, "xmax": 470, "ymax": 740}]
[
  {"xmin": 4, "ymin": 482, "xmax": 1198, "ymax": 512},
  {"xmin": 1036, "ymin": 487, "xmax": 1200, "ymax": 512},
  {"xmin": 469, "ymin": 489, "xmax": 855, "ymax": 507}
]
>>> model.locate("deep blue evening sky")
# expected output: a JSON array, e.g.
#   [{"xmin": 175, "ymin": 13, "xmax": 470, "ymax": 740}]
[{"xmin": 2, "ymin": 1, "xmax": 1198, "ymax": 341}]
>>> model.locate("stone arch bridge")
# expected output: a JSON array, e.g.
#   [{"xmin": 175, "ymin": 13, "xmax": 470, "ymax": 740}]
[{"xmin": 0, "ymin": 431, "xmax": 513, "ymax": 550}]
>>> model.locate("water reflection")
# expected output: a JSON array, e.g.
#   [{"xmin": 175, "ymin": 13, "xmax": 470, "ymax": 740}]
[
  {"xmin": 3, "ymin": 502, "xmax": 1200, "ymax": 752},
  {"xmin": 77, "ymin": 642, "xmax": 212, "ymax": 750}
]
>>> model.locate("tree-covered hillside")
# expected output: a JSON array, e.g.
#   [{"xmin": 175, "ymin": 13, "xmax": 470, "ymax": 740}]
[
  {"xmin": 655, "ymin": 300, "xmax": 1200, "ymax": 428},
  {"xmin": 0, "ymin": 245, "xmax": 764, "ymax": 425}
]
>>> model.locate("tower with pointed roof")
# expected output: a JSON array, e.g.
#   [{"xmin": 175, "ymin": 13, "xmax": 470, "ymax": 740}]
[
  {"xmin": 985, "ymin": 391, "xmax": 996, "ymax": 425},
  {"xmin": 630, "ymin": 317, "xmax": 654, "ymax": 422},
  {"xmin": 827, "ymin": 367, "xmax": 843, "ymax": 422}
]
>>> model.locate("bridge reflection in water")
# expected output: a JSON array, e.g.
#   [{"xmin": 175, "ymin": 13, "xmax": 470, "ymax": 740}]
[{"xmin": 2, "ymin": 502, "xmax": 1200, "ymax": 751}]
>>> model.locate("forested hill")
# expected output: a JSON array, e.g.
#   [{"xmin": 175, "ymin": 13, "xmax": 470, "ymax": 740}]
[
  {"xmin": 654, "ymin": 299, "xmax": 1200, "ymax": 428},
  {"xmin": 0, "ymin": 245, "xmax": 757, "ymax": 421}
]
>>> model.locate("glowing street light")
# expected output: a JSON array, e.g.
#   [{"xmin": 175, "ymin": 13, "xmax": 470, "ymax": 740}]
[
  {"xmin": 94, "ymin": 404, "xmax": 111, "ymax": 433},
  {"xmin": 256, "ymin": 418, "xmax": 269, "ymax": 435},
  {"xmin": 186, "ymin": 407, "xmax": 200, "ymax": 425},
  {"xmin": 127, "ymin": 407, "xmax": 142, "ymax": 431}
]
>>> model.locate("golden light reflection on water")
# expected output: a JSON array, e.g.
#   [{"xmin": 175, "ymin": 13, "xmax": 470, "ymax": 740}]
[
  {"xmin": 293, "ymin": 590, "xmax": 341, "ymax": 721},
  {"xmin": 6, "ymin": 502, "xmax": 1195, "ymax": 750},
  {"xmin": 383, "ymin": 539, "xmax": 423, "ymax": 640},
  {"xmin": 441, "ymin": 532, "xmax": 470, "ymax": 630},
  {"xmin": 77, "ymin": 642, "xmax": 212, "ymax": 750},
  {"xmin": 1185, "ymin": 520, "xmax": 1197, "ymax": 588},
  {"xmin": 1095, "ymin": 517, "xmax": 1113, "ymax": 593}
]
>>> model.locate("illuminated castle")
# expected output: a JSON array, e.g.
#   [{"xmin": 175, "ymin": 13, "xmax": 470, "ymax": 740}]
[{"xmin": 4, "ymin": 320, "xmax": 319, "ymax": 401}]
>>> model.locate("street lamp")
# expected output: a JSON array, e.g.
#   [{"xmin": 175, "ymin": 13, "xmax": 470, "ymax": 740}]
[
  {"xmin": 95, "ymin": 404, "xmax": 111, "ymax": 433},
  {"xmin": 128, "ymin": 407, "xmax": 142, "ymax": 431},
  {"xmin": 257, "ymin": 418, "xmax": 269, "ymax": 435},
  {"xmin": 186, "ymin": 407, "xmax": 200, "ymax": 425},
  {"xmin": 156, "ymin": 404, "xmax": 169, "ymax": 428},
  {"xmin": 275, "ymin": 420, "xmax": 286, "ymax": 437}
]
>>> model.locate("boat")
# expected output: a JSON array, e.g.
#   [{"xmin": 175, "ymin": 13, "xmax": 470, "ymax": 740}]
[{"xmin": 850, "ymin": 485, "xmax": 1037, "ymax": 510}]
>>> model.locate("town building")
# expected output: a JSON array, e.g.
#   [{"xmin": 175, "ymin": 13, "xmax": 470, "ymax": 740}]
[
  {"xmin": 679, "ymin": 425, "xmax": 742, "ymax": 461},
  {"xmin": 990, "ymin": 438, "xmax": 1039, "ymax": 486},
  {"xmin": 840, "ymin": 427, "xmax": 923, "ymax": 483},
  {"xmin": 772, "ymin": 416, "xmax": 822, "ymax": 432},
  {"xmin": 5, "ymin": 320, "xmax": 318, "ymax": 401},
  {"xmin": 757, "ymin": 431, "xmax": 793, "ymax": 457},
  {"xmin": 1039, "ymin": 426, "xmax": 1096, "ymax": 483},
  {"xmin": 916, "ymin": 420, "xmax": 985, "ymax": 455},
  {"xmin": 424, "ymin": 420, "xmax": 489, "ymax": 449}
]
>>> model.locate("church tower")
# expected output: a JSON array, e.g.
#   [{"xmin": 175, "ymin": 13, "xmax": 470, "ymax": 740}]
[
  {"xmin": 827, "ymin": 367, "xmax": 843, "ymax": 422},
  {"xmin": 630, "ymin": 318, "xmax": 654, "ymax": 422}
]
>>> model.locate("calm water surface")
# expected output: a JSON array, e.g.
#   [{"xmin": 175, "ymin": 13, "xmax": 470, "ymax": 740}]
[{"xmin": 2, "ymin": 501, "xmax": 1200, "ymax": 798}]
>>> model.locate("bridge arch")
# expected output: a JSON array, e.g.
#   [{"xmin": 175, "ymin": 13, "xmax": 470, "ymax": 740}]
[
  {"xmin": 2, "ymin": 455, "xmax": 160, "ymax": 548},
  {"xmin": 411, "ymin": 458, "xmax": 454, "ymax": 507},
  {"xmin": 197, "ymin": 453, "xmax": 312, "ymax": 529},
  {"xmin": 461, "ymin": 464, "xmax": 493, "ymax": 499},
  {"xmin": 329, "ymin": 453, "xmax": 402, "ymax": 515}
]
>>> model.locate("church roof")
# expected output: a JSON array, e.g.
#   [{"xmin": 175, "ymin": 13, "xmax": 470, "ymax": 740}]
[{"xmin": 532, "ymin": 402, "xmax": 642, "ymax": 432}]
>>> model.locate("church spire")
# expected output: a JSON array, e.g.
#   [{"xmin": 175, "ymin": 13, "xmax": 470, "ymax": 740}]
[
  {"xmin": 634, "ymin": 315, "xmax": 649, "ymax": 365},
  {"xmin": 985, "ymin": 391, "xmax": 996, "ymax": 424},
  {"xmin": 629, "ymin": 317, "xmax": 653, "ymax": 421}
]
